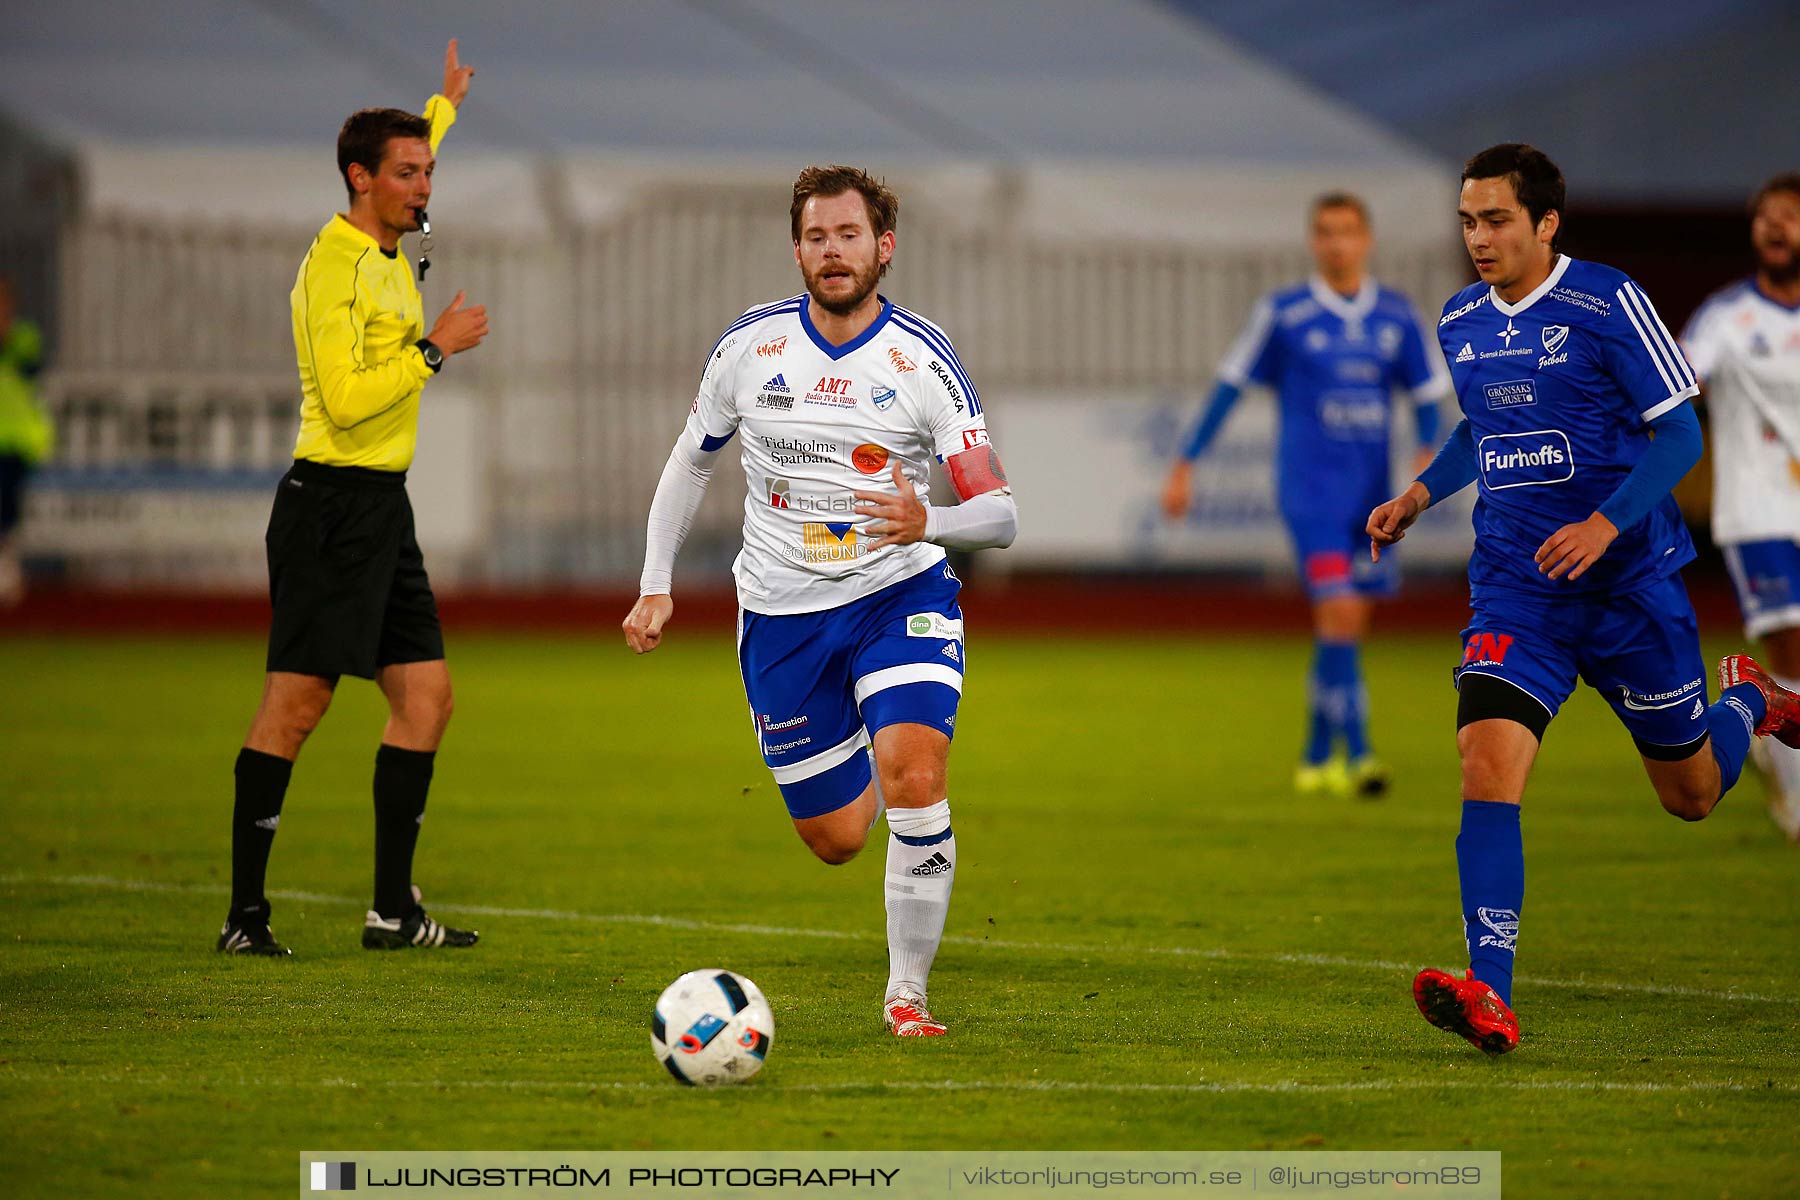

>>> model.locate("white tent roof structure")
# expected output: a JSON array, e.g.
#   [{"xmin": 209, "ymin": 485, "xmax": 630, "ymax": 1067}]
[{"xmin": 1, "ymin": 0, "xmax": 1458, "ymax": 246}]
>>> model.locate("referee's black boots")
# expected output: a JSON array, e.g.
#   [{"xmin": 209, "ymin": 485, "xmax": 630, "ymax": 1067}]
[{"xmin": 216, "ymin": 901, "xmax": 291, "ymax": 957}]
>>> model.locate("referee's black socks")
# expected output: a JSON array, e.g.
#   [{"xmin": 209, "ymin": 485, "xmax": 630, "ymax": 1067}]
[
  {"xmin": 373, "ymin": 744, "xmax": 435, "ymax": 919},
  {"xmin": 231, "ymin": 748, "xmax": 293, "ymax": 924}
]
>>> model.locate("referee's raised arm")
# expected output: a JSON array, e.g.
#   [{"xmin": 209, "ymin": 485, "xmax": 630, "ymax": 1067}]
[{"xmin": 217, "ymin": 40, "xmax": 486, "ymax": 958}]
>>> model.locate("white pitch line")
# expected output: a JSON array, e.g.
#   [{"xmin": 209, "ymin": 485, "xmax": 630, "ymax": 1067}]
[
  {"xmin": 4, "ymin": 873, "xmax": 1791, "ymax": 1006},
  {"xmin": 3, "ymin": 1070, "xmax": 1794, "ymax": 1098}
]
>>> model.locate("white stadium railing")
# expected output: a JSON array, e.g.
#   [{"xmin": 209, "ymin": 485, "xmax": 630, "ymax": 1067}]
[{"xmin": 28, "ymin": 187, "xmax": 1472, "ymax": 586}]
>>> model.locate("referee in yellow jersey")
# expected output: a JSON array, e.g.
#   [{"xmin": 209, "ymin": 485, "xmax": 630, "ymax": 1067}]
[{"xmin": 219, "ymin": 41, "xmax": 488, "ymax": 956}]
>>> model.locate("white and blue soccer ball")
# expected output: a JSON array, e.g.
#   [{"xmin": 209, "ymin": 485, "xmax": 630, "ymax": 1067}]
[{"xmin": 651, "ymin": 969, "xmax": 774, "ymax": 1086}]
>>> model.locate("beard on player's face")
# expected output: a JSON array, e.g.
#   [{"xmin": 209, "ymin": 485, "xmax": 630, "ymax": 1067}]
[
  {"xmin": 1752, "ymin": 196, "xmax": 1800, "ymax": 284},
  {"xmin": 804, "ymin": 253, "xmax": 882, "ymax": 317},
  {"xmin": 1755, "ymin": 236, "xmax": 1798, "ymax": 284}
]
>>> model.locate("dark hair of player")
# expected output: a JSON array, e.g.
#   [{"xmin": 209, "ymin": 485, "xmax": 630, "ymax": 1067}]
[
  {"xmin": 1750, "ymin": 172, "xmax": 1800, "ymax": 213},
  {"xmin": 337, "ymin": 108, "xmax": 433, "ymax": 202},
  {"xmin": 1462, "ymin": 143, "xmax": 1565, "ymax": 254},
  {"xmin": 1310, "ymin": 192, "xmax": 1369, "ymax": 227},
  {"xmin": 790, "ymin": 165, "xmax": 900, "ymax": 276}
]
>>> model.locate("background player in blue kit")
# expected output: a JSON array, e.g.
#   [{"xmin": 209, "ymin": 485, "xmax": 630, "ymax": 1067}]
[
  {"xmin": 1164, "ymin": 193, "xmax": 1451, "ymax": 797},
  {"xmin": 1368, "ymin": 144, "xmax": 1800, "ymax": 1055}
]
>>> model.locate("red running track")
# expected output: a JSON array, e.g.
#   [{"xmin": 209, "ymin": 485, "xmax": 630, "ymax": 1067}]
[{"xmin": 0, "ymin": 574, "xmax": 1747, "ymax": 638}]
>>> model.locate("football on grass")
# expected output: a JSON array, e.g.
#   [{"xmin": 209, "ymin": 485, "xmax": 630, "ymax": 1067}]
[{"xmin": 651, "ymin": 969, "xmax": 774, "ymax": 1086}]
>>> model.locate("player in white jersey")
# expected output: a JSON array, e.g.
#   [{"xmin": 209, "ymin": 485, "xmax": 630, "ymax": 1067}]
[
  {"xmin": 1682, "ymin": 172, "xmax": 1800, "ymax": 837},
  {"xmin": 622, "ymin": 165, "xmax": 1018, "ymax": 1038}
]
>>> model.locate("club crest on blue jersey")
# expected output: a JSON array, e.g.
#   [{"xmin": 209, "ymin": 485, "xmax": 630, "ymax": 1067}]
[{"xmin": 1537, "ymin": 324, "xmax": 1572, "ymax": 369}]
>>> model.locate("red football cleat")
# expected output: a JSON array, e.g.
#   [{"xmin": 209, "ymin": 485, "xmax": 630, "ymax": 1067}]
[
  {"xmin": 884, "ymin": 992, "xmax": 948, "ymax": 1037},
  {"xmin": 1718, "ymin": 655, "xmax": 1800, "ymax": 748},
  {"xmin": 1413, "ymin": 968, "xmax": 1519, "ymax": 1055}
]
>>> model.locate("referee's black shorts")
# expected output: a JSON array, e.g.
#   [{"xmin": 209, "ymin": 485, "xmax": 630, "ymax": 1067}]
[
  {"xmin": 0, "ymin": 453, "xmax": 29, "ymax": 535},
  {"xmin": 264, "ymin": 458, "xmax": 445, "ymax": 680}
]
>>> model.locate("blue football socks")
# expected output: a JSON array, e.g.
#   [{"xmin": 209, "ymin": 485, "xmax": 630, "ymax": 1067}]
[
  {"xmin": 1304, "ymin": 645, "xmax": 1334, "ymax": 765},
  {"xmin": 1456, "ymin": 800, "xmax": 1523, "ymax": 1006},
  {"xmin": 1709, "ymin": 682, "xmax": 1766, "ymax": 799},
  {"xmin": 1306, "ymin": 640, "xmax": 1365, "ymax": 764},
  {"xmin": 1329, "ymin": 641, "xmax": 1369, "ymax": 760}
]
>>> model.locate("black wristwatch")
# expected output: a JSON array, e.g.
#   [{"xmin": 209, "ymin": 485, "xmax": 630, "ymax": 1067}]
[{"xmin": 415, "ymin": 338, "xmax": 444, "ymax": 373}]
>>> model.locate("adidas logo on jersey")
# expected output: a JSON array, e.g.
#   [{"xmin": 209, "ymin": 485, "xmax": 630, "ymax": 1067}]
[
  {"xmin": 1455, "ymin": 343, "xmax": 1475, "ymax": 363},
  {"xmin": 756, "ymin": 374, "xmax": 795, "ymax": 411},
  {"xmin": 941, "ymin": 642, "xmax": 960, "ymax": 663},
  {"xmin": 910, "ymin": 852, "xmax": 953, "ymax": 877}
]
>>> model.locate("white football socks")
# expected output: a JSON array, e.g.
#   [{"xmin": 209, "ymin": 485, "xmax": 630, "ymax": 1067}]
[{"xmin": 884, "ymin": 798, "xmax": 954, "ymax": 1003}]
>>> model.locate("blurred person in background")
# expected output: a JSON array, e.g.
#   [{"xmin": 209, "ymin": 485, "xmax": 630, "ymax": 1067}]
[
  {"xmin": 1161, "ymin": 193, "xmax": 1450, "ymax": 798},
  {"xmin": 217, "ymin": 41, "xmax": 488, "ymax": 956},
  {"xmin": 1680, "ymin": 172, "xmax": 1800, "ymax": 839},
  {"xmin": 0, "ymin": 275, "xmax": 52, "ymax": 607}
]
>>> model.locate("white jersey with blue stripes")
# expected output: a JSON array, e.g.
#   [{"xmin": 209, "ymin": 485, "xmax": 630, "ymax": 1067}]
[
  {"xmin": 1681, "ymin": 278, "xmax": 1800, "ymax": 545},
  {"xmin": 686, "ymin": 294, "xmax": 992, "ymax": 615}
]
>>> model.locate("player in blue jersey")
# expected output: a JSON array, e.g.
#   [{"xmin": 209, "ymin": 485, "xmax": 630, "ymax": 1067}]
[
  {"xmin": 1163, "ymin": 193, "xmax": 1451, "ymax": 797},
  {"xmin": 1367, "ymin": 144, "xmax": 1800, "ymax": 1055}
]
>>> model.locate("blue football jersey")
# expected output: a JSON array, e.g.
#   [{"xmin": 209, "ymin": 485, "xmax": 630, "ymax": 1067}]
[
  {"xmin": 1438, "ymin": 255, "xmax": 1698, "ymax": 598},
  {"xmin": 1222, "ymin": 278, "xmax": 1445, "ymax": 518}
]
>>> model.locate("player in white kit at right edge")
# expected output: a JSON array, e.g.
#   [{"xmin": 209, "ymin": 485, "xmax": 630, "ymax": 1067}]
[
  {"xmin": 1681, "ymin": 173, "xmax": 1800, "ymax": 838},
  {"xmin": 622, "ymin": 165, "xmax": 1018, "ymax": 1037}
]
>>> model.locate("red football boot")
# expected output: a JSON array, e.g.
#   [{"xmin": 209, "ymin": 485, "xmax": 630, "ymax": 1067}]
[
  {"xmin": 884, "ymin": 992, "xmax": 948, "ymax": 1037},
  {"xmin": 1413, "ymin": 968, "xmax": 1519, "ymax": 1055},
  {"xmin": 1718, "ymin": 655, "xmax": 1800, "ymax": 748}
]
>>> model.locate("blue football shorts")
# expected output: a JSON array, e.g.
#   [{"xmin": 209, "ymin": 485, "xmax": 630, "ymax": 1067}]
[
  {"xmin": 1452, "ymin": 573, "xmax": 1709, "ymax": 752},
  {"xmin": 1721, "ymin": 539, "xmax": 1800, "ymax": 639},
  {"xmin": 737, "ymin": 561, "xmax": 965, "ymax": 819},
  {"xmin": 1284, "ymin": 507, "xmax": 1398, "ymax": 602}
]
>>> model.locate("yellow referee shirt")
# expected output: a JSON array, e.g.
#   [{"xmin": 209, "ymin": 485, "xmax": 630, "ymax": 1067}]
[{"xmin": 289, "ymin": 95, "xmax": 456, "ymax": 472}]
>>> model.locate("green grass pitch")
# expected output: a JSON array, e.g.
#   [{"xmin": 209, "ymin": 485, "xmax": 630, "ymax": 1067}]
[{"xmin": 2, "ymin": 630, "xmax": 1796, "ymax": 1199}]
